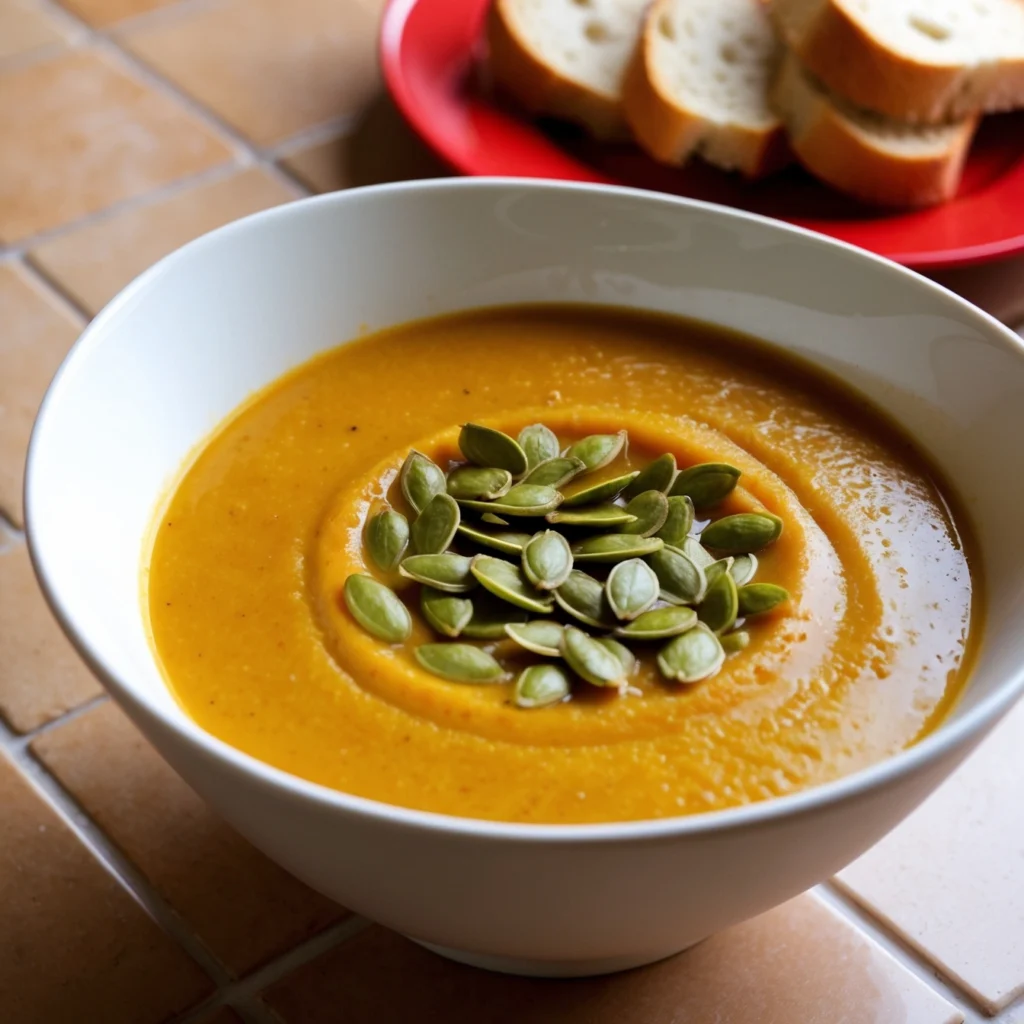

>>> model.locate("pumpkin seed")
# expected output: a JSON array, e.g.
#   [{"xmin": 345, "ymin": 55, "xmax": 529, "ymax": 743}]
[
  {"xmin": 415, "ymin": 643, "xmax": 507, "ymax": 684},
  {"xmin": 522, "ymin": 530, "xmax": 573, "ymax": 590},
  {"xmin": 697, "ymin": 570, "xmax": 739, "ymax": 633},
  {"xmin": 566, "ymin": 431, "xmax": 628, "ymax": 473},
  {"xmin": 547, "ymin": 505, "xmax": 638, "ymax": 528},
  {"xmin": 670, "ymin": 462, "xmax": 741, "ymax": 509},
  {"xmin": 400, "ymin": 450, "xmax": 446, "ymax": 514},
  {"xmin": 411, "ymin": 493, "xmax": 460, "ymax": 554},
  {"xmin": 562, "ymin": 626, "xmax": 627, "ymax": 688},
  {"xmin": 571, "ymin": 534, "xmax": 664, "ymax": 563},
  {"xmin": 682, "ymin": 535, "xmax": 715, "ymax": 569},
  {"xmin": 701, "ymin": 512, "xmax": 783, "ymax": 554},
  {"xmin": 657, "ymin": 495, "xmax": 695, "ymax": 547},
  {"xmin": 657, "ymin": 623, "xmax": 725, "ymax": 684},
  {"xmin": 399, "ymin": 553, "xmax": 475, "ymax": 593},
  {"xmin": 721, "ymin": 630, "xmax": 750, "ymax": 654},
  {"xmin": 518, "ymin": 423, "xmax": 560, "ymax": 469},
  {"xmin": 606, "ymin": 558, "xmax": 659, "ymax": 620},
  {"xmin": 505, "ymin": 620, "xmax": 564, "ymax": 657},
  {"xmin": 561, "ymin": 471, "xmax": 639, "ymax": 507},
  {"xmin": 620, "ymin": 489, "xmax": 669, "ymax": 537},
  {"xmin": 647, "ymin": 545, "xmax": 707, "ymax": 605},
  {"xmin": 420, "ymin": 587, "xmax": 474, "ymax": 637},
  {"xmin": 614, "ymin": 605, "xmax": 698, "ymax": 641},
  {"xmin": 596, "ymin": 637, "xmax": 636, "ymax": 678},
  {"xmin": 705, "ymin": 557, "xmax": 734, "ymax": 585},
  {"xmin": 457, "ymin": 523, "xmax": 531, "ymax": 555},
  {"xmin": 459, "ymin": 423, "xmax": 528, "ymax": 476},
  {"xmin": 365, "ymin": 509, "xmax": 409, "ymax": 572},
  {"xmin": 554, "ymin": 570, "xmax": 616, "ymax": 629},
  {"xmin": 623, "ymin": 453, "xmax": 676, "ymax": 499},
  {"xmin": 343, "ymin": 574, "xmax": 412, "ymax": 643},
  {"xmin": 461, "ymin": 597, "xmax": 529, "ymax": 639},
  {"xmin": 459, "ymin": 484, "xmax": 562, "ymax": 517},
  {"xmin": 730, "ymin": 553, "xmax": 758, "ymax": 587},
  {"xmin": 521, "ymin": 456, "xmax": 586, "ymax": 488},
  {"xmin": 470, "ymin": 554, "xmax": 555, "ymax": 614},
  {"xmin": 514, "ymin": 663, "xmax": 570, "ymax": 708},
  {"xmin": 736, "ymin": 583, "xmax": 789, "ymax": 616},
  {"xmin": 481, "ymin": 512, "xmax": 510, "ymax": 526},
  {"xmin": 446, "ymin": 466, "xmax": 512, "ymax": 501}
]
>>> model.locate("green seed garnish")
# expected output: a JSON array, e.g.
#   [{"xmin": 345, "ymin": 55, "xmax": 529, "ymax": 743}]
[
  {"xmin": 697, "ymin": 570, "xmax": 739, "ymax": 634},
  {"xmin": 460, "ymin": 484, "xmax": 562, "ymax": 517},
  {"xmin": 470, "ymin": 554, "xmax": 555, "ymax": 614},
  {"xmin": 481, "ymin": 512, "xmax": 510, "ymax": 526},
  {"xmin": 365, "ymin": 509, "xmax": 409, "ymax": 572},
  {"xmin": 460, "ymin": 597, "xmax": 529, "ymax": 639},
  {"xmin": 736, "ymin": 583, "xmax": 789, "ymax": 616},
  {"xmin": 514, "ymin": 663, "xmax": 570, "ymax": 708},
  {"xmin": 505, "ymin": 620, "xmax": 564, "ymax": 657},
  {"xmin": 619, "ymin": 489, "xmax": 669, "ymax": 537},
  {"xmin": 623, "ymin": 452, "xmax": 677, "ymax": 499},
  {"xmin": 562, "ymin": 626, "xmax": 627, "ymax": 688},
  {"xmin": 670, "ymin": 462, "xmax": 741, "ymax": 509},
  {"xmin": 657, "ymin": 495, "xmax": 695, "ymax": 548},
  {"xmin": 546, "ymin": 505, "xmax": 638, "ymax": 528},
  {"xmin": 730, "ymin": 553, "xmax": 758, "ymax": 586},
  {"xmin": 457, "ymin": 523, "xmax": 531, "ymax": 554},
  {"xmin": 400, "ymin": 450, "xmax": 446, "ymax": 514},
  {"xmin": 657, "ymin": 623, "xmax": 725, "ymax": 684},
  {"xmin": 596, "ymin": 637, "xmax": 636, "ymax": 679},
  {"xmin": 554, "ymin": 569, "xmax": 616, "ymax": 629},
  {"xmin": 682, "ymin": 535, "xmax": 715, "ymax": 569},
  {"xmin": 399, "ymin": 553, "xmax": 476, "ymax": 593},
  {"xmin": 705, "ymin": 557, "xmax": 734, "ymax": 585},
  {"xmin": 415, "ymin": 643, "xmax": 508, "ymax": 684},
  {"xmin": 721, "ymin": 630, "xmax": 750, "ymax": 654},
  {"xmin": 565, "ymin": 431, "xmax": 627, "ymax": 473},
  {"xmin": 606, "ymin": 558, "xmax": 659, "ymax": 620},
  {"xmin": 446, "ymin": 466, "xmax": 513, "ymax": 501},
  {"xmin": 459, "ymin": 423, "xmax": 528, "ymax": 476},
  {"xmin": 614, "ymin": 605, "xmax": 698, "ymax": 641},
  {"xmin": 411, "ymin": 492, "xmax": 460, "ymax": 554},
  {"xmin": 522, "ymin": 530, "xmax": 573, "ymax": 590},
  {"xmin": 343, "ymin": 574, "xmax": 412, "ymax": 643},
  {"xmin": 561, "ymin": 471, "xmax": 639, "ymax": 507},
  {"xmin": 571, "ymin": 534, "xmax": 664, "ymax": 563},
  {"xmin": 521, "ymin": 456, "xmax": 586, "ymax": 488},
  {"xmin": 647, "ymin": 545, "xmax": 707, "ymax": 605},
  {"xmin": 420, "ymin": 587, "xmax": 474, "ymax": 637},
  {"xmin": 701, "ymin": 512, "xmax": 783, "ymax": 554},
  {"xmin": 518, "ymin": 423, "xmax": 560, "ymax": 469}
]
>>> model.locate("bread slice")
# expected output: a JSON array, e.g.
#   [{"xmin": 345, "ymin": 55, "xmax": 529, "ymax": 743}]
[
  {"xmin": 622, "ymin": 0, "xmax": 792, "ymax": 179},
  {"xmin": 487, "ymin": 0, "xmax": 648, "ymax": 141},
  {"xmin": 771, "ymin": 51, "xmax": 979, "ymax": 207},
  {"xmin": 768, "ymin": 0, "xmax": 1024, "ymax": 123}
]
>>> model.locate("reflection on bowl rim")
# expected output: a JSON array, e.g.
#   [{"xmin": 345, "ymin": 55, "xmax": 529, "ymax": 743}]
[{"xmin": 24, "ymin": 176, "xmax": 1024, "ymax": 843}]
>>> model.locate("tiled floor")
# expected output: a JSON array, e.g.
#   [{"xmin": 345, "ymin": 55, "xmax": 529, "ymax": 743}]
[{"xmin": 1, "ymin": 0, "xmax": 1022, "ymax": 1020}]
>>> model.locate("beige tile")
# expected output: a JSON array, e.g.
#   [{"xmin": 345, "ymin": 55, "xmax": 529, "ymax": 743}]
[
  {"xmin": 30, "ymin": 167, "xmax": 297, "ymax": 314},
  {"xmin": 0, "ymin": 0, "xmax": 70, "ymax": 61},
  {"xmin": 0, "ymin": 48, "xmax": 230, "ymax": 243},
  {"xmin": 0, "ymin": 263, "xmax": 81, "ymax": 525},
  {"xmin": 0, "ymin": 753, "xmax": 211, "ymax": 1021},
  {"xmin": 838, "ymin": 698, "xmax": 1024, "ymax": 1013},
  {"xmin": 929, "ymin": 256, "xmax": 1024, "ymax": 327},
  {"xmin": 120, "ymin": 0, "xmax": 382, "ymax": 147},
  {"xmin": 55, "ymin": 0, "xmax": 178, "ymax": 28},
  {"xmin": 0, "ymin": 542, "xmax": 104, "ymax": 732},
  {"xmin": 265, "ymin": 895, "xmax": 960, "ymax": 1024},
  {"xmin": 279, "ymin": 94, "xmax": 447, "ymax": 193},
  {"xmin": 33, "ymin": 701, "xmax": 348, "ymax": 976}
]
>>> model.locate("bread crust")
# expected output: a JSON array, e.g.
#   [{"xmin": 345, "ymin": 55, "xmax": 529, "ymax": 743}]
[
  {"xmin": 622, "ymin": 0, "xmax": 791, "ymax": 178},
  {"xmin": 769, "ymin": 0, "xmax": 1024, "ymax": 123},
  {"xmin": 772, "ymin": 55, "xmax": 979, "ymax": 207},
  {"xmin": 487, "ymin": 0, "xmax": 631, "ymax": 140}
]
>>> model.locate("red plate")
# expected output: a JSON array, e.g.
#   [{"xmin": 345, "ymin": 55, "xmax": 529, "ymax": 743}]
[{"xmin": 381, "ymin": 0, "xmax": 1024, "ymax": 269}]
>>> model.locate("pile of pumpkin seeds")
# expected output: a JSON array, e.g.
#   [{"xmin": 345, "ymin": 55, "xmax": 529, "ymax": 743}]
[{"xmin": 343, "ymin": 423, "xmax": 789, "ymax": 708}]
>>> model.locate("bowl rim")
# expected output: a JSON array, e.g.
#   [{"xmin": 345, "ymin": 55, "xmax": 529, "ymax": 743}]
[{"xmin": 24, "ymin": 175, "xmax": 1024, "ymax": 843}]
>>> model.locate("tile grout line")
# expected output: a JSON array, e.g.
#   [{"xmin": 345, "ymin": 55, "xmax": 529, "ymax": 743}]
[
  {"xmin": 0, "ymin": 722, "xmax": 235, "ymax": 994},
  {"xmin": 815, "ymin": 882, "xmax": 991, "ymax": 1022},
  {"xmin": 16, "ymin": 255, "xmax": 92, "ymax": 325}
]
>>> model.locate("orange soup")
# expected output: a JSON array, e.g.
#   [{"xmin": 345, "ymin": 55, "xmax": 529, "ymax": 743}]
[{"xmin": 147, "ymin": 306, "xmax": 979, "ymax": 823}]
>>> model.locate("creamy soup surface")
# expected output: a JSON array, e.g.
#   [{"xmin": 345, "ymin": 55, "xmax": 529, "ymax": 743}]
[{"xmin": 147, "ymin": 306, "xmax": 979, "ymax": 824}]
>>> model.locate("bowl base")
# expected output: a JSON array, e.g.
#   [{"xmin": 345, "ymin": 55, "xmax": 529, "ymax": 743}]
[{"xmin": 409, "ymin": 939, "xmax": 693, "ymax": 977}]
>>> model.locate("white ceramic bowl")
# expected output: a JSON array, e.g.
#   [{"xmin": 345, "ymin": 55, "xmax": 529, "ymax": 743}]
[{"xmin": 26, "ymin": 179, "xmax": 1024, "ymax": 978}]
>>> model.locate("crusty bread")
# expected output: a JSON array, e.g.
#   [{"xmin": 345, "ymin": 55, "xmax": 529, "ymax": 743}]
[
  {"xmin": 768, "ymin": 0, "xmax": 1024, "ymax": 123},
  {"xmin": 487, "ymin": 0, "xmax": 648, "ymax": 140},
  {"xmin": 623, "ymin": 0, "xmax": 791, "ymax": 178},
  {"xmin": 771, "ymin": 51, "xmax": 979, "ymax": 207}
]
